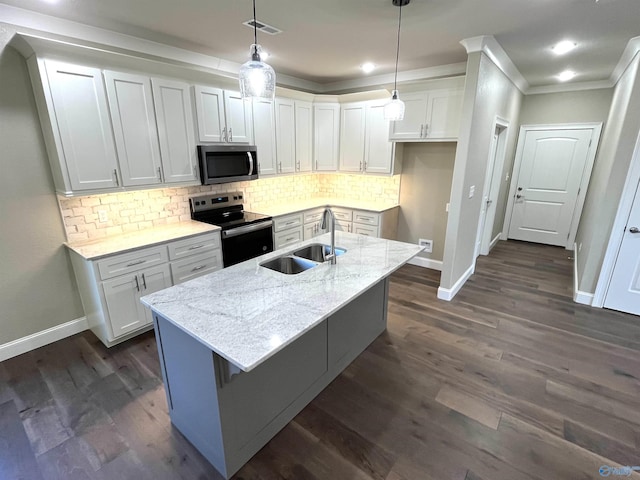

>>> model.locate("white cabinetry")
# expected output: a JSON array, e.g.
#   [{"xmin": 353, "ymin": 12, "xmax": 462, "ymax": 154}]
[
  {"xmin": 303, "ymin": 209, "xmax": 327, "ymax": 240},
  {"xmin": 339, "ymin": 103, "xmax": 366, "ymax": 173},
  {"xmin": 37, "ymin": 59, "xmax": 120, "ymax": 193},
  {"xmin": 253, "ymin": 99, "xmax": 277, "ymax": 176},
  {"xmin": 273, "ymin": 213, "xmax": 304, "ymax": 249},
  {"xmin": 274, "ymin": 98, "xmax": 296, "ymax": 174},
  {"xmin": 193, "ymin": 86, "xmax": 253, "ymax": 144},
  {"xmin": 313, "ymin": 103, "xmax": 340, "ymax": 171},
  {"xmin": 389, "ymin": 88, "xmax": 463, "ymax": 141},
  {"xmin": 104, "ymin": 70, "xmax": 163, "ymax": 187},
  {"xmin": 295, "ymin": 101, "xmax": 313, "ymax": 173},
  {"xmin": 69, "ymin": 231, "xmax": 222, "ymax": 347}
]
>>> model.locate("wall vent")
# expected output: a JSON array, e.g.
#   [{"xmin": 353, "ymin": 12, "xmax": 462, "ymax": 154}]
[{"xmin": 243, "ymin": 20, "xmax": 282, "ymax": 35}]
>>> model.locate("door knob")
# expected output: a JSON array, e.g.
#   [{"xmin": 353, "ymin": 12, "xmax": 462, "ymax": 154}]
[
  {"xmin": 517, "ymin": 187, "xmax": 523, "ymax": 191},
  {"xmin": 630, "ymin": 227, "xmax": 640, "ymax": 233},
  {"xmin": 516, "ymin": 194, "xmax": 523, "ymax": 199}
]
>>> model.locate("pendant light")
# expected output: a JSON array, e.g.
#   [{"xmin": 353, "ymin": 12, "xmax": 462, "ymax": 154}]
[
  {"xmin": 384, "ymin": 0, "xmax": 409, "ymax": 121},
  {"xmin": 239, "ymin": 0, "xmax": 276, "ymax": 101}
]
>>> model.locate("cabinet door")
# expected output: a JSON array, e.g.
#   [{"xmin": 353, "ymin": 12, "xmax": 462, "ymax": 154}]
[
  {"xmin": 353, "ymin": 223, "xmax": 379, "ymax": 237},
  {"xmin": 274, "ymin": 98, "xmax": 296, "ymax": 174},
  {"xmin": 295, "ymin": 101, "xmax": 313, "ymax": 173},
  {"xmin": 313, "ymin": 104, "xmax": 340, "ymax": 171},
  {"xmin": 104, "ymin": 71, "xmax": 162, "ymax": 187},
  {"xmin": 335, "ymin": 220, "xmax": 352, "ymax": 233},
  {"xmin": 45, "ymin": 60, "xmax": 119, "ymax": 191},
  {"xmin": 103, "ymin": 274, "xmax": 147, "ymax": 338},
  {"xmin": 339, "ymin": 103, "xmax": 366, "ymax": 173},
  {"xmin": 388, "ymin": 92, "xmax": 429, "ymax": 140},
  {"xmin": 274, "ymin": 227, "xmax": 303, "ymax": 249},
  {"xmin": 364, "ymin": 102, "xmax": 394, "ymax": 174},
  {"xmin": 253, "ymin": 99, "xmax": 277, "ymax": 176},
  {"xmin": 151, "ymin": 79, "xmax": 198, "ymax": 183},
  {"xmin": 136, "ymin": 264, "xmax": 172, "ymax": 324},
  {"xmin": 223, "ymin": 91, "xmax": 253, "ymax": 143},
  {"xmin": 193, "ymin": 85, "xmax": 225, "ymax": 142},
  {"xmin": 426, "ymin": 88, "xmax": 463, "ymax": 139}
]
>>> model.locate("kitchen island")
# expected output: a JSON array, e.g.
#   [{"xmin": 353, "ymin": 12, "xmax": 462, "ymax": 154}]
[{"xmin": 140, "ymin": 232, "xmax": 422, "ymax": 479}]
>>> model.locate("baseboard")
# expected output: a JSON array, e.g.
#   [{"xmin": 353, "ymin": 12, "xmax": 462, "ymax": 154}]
[
  {"xmin": 407, "ymin": 256, "xmax": 443, "ymax": 271},
  {"xmin": 489, "ymin": 233, "xmax": 501, "ymax": 251},
  {"xmin": 0, "ymin": 317, "xmax": 88, "ymax": 362},
  {"xmin": 437, "ymin": 263, "xmax": 475, "ymax": 301},
  {"xmin": 572, "ymin": 242, "xmax": 594, "ymax": 306}
]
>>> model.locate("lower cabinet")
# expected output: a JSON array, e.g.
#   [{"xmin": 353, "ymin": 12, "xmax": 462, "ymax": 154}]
[
  {"xmin": 70, "ymin": 231, "xmax": 222, "ymax": 347},
  {"xmin": 273, "ymin": 213, "xmax": 304, "ymax": 249},
  {"xmin": 303, "ymin": 208, "xmax": 327, "ymax": 240}
]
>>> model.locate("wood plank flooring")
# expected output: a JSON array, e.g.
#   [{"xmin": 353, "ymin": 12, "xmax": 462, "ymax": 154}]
[{"xmin": 2, "ymin": 240, "xmax": 640, "ymax": 479}]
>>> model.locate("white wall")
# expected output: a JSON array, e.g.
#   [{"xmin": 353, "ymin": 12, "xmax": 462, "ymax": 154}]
[
  {"xmin": 0, "ymin": 35, "xmax": 84, "ymax": 344},
  {"xmin": 440, "ymin": 52, "xmax": 523, "ymax": 290},
  {"xmin": 576, "ymin": 53, "xmax": 640, "ymax": 293},
  {"xmin": 519, "ymin": 89, "xmax": 613, "ymax": 126}
]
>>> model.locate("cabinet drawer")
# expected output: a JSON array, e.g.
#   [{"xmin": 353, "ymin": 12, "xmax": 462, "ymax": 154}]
[
  {"xmin": 353, "ymin": 211, "xmax": 380, "ymax": 226},
  {"xmin": 353, "ymin": 224, "xmax": 379, "ymax": 237},
  {"xmin": 273, "ymin": 213, "xmax": 303, "ymax": 232},
  {"xmin": 171, "ymin": 250, "xmax": 222, "ymax": 284},
  {"xmin": 97, "ymin": 246, "xmax": 168, "ymax": 281},
  {"xmin": 274, "ymin": 227, "xmax": 303, "ymax": 249},
  {"xmin": 303, "ymin": 208, "xmax": 326, "ymax": 224},
  {"xmin": 331, "ymin": 207, "xmax": 352, "ymax": 222},
  {"xmin": 168, "ymin": 232, "xmax": 221, "ymax": 260}
]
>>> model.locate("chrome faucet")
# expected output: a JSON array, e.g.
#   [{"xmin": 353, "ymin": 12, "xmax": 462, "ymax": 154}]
[{"xmin": 321, "ymin": 207, "xmax": 337, "ymax": 265}]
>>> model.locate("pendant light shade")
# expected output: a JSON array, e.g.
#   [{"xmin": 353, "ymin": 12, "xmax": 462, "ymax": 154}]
[
  {"xmin": 239, "ymin": 0, "xmax": 276, "ymax": 101},
  {"xmin": 384, "ymin": 0, "xmax": 409, "ymax": 121}
]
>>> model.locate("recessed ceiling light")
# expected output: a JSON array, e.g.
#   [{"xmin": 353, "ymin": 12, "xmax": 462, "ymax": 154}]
[
  {"xmin": 558, "ymin": 70, "xmax": 576, "ymax": 82},
  {"xmin": 552, "ymin": 40, "xmax": 577, "ymax": 55},
  {"xmin": 361, "ymin": 62, "xmax": 376, "ymax": 74}
]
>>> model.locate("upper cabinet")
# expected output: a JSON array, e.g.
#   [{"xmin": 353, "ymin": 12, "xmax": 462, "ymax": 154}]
[
  {"xmin": 252, "ymin": 98, "xmax": 277, "ymax": 176},
  {"xmin": 389, "ymin": 88, "xmax": 463, "ymax": 141},
  {"xmin": 274, "ymin": 98, "xmax": 296, "ymax": 174},
  {"xmin": 193, "ymin": 86, "xmax": 253, "ymax": 144},
  {"xmin": 339, "ymin": 100, "xmax": 400, "ymax": 175},
  {"xmin": 295, "ymin": 101, "xmax": 313, "ymax": 173},
  {"xmin": 151, "ymin": 78, "xmax": 199, "ymax": 184},
  {"xmin": 314, "ymin": 103, "xmax": 340, "ymax": 172},
  {"xmin": 38, "ymin": 59, "xmax": 120, "ymax": 193}
]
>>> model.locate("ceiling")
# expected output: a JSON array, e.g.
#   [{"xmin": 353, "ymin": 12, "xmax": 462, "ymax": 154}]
[{"xmin": 2, "ymin": 0, "xmax": 639, "ymax": 88}]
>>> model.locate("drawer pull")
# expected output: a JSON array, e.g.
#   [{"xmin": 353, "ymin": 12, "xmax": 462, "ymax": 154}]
[
  {"xmin": 126, "ymin": 260, "xmax": 145, "ymax": 267},
  {"xmin": 285, "ymin": 221, "xmax": 296, "ymax": 226},
  {"xmin": 191, "ymin": 265, "xmax": 206, "ymax": 272},
  {"xmin": 141, "ymin": 273, "xmax": 147, "ymax": 290},
  {"xmin": 134, "ymin": 275, "xmax": 140, "ymax": 292},
  {"xmin": 188, "ymin": 244, "xmax": 205, "ymax": 250}
]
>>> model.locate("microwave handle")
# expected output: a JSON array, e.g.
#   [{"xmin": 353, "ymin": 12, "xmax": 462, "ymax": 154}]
[{"xmin": 247, "ymin": 152, "xmax": 254, "ymax": 176}]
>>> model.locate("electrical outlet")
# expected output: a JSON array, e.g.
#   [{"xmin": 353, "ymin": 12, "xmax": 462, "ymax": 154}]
[
  {"xmin": 445, "ymin": 202, "xmax": 450, "ymax": 212},
  {"xmin": 469, "ymin": 185, "xmax": 475, "ymax": 198},
  {"xmin": 98, "ymin": 210, "xmax": 109, "ymax": 223},
  {"xmin": 418, "ymin": 238, "xmax": 433, "ymax": 253}
]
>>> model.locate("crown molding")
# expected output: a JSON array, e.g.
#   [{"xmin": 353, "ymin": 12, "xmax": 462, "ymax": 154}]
[
  {"xmin": 527, "ymin": 79, "xmax": 614, "ymax": 95},
  {"xmin": 610, "ymin": 36, "xmax": 640, "ymax": 86},
  {"xmin": 460, "ymin": 35, "xmax": 529, "ymax": 93}
]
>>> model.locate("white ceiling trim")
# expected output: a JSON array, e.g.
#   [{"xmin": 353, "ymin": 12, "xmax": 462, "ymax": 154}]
[
  {"xmin": 527, "ymin": 80, "xmax": 615, "ymax": 95},
  {"xmin": 610, "ymin": 36, "xmax": 640, "ymax": 86},
  {"xmin": 460, "ymin": 35, "xmax": 529, "ymax": 93}
]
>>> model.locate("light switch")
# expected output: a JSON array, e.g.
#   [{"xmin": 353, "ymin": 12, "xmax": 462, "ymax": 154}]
[{"xmin": 469, "ymin": 185, "xmax": 475, "ymax": 198}]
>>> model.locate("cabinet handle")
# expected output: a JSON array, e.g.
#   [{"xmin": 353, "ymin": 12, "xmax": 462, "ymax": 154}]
[
  {"xmin": 134, "ymin": 275, "xmax": 140, "ymax": 292},
  {"xmin": 315, "ymin": 160, "xmax": 318, "ymax": 170},
  {"xmin": 297, "ymin": 161, "xmax": 300, "ymax": 171},
  {"xmin": 113, "ymin": 169, "xmax": 119, "ymax": 187},
  {"xmin": 191, "ymin": 264, "xmax": 206, "ymax": 272},
  {"xmin": 222, "ymin": 127, "xmax": 227, "ymax": 142},
  {"xmin": 420, "ymin": 125, "xmax": 424, "ymax": 138},
  {"xmin": 285, "ymin": 237, "xmax": 295, "ymax": 242},
  {"xmin": 285, "ymin": 221, "xmax": 296, "ymax": 226},
  {"xmin": 279, "ymin": 162, "xmax": 282, "ymax": 173},
  {"xmin": 363, "ymin": 161, "xmax": 367, "ymax": 172},
  {"xmin": 141, "ymin": 273, "xmax": 147, "ymax": 290},
  {"xmin": 423, "ymin": 123, "xmax": 428, "ymax": 137},
  {"xmin": 157, "ymin": 166, "xmax": 163, "ymax": 182},
  {"xmin": 126, "ymin": 260, "xmax": 145, "ymax": 267},
  {"xmin": 229, "ymin": 128, "xmax": 233, "ymax": 142},
  {"xmin": 188, "ymin": 244, "xmax": 205, "ymax": 250}
]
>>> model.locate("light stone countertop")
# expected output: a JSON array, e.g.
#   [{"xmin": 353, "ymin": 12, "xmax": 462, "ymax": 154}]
[
  {"xmin": 65, "ymin": 221, "xmax": 220, "ymax": 260},
  {"xmin": 140, "ymin": 231, "xmax": 422, "ymax": 372},
  {"xmin": 251, "ymin": 198, "xmax": 400, "ymax": 217}
]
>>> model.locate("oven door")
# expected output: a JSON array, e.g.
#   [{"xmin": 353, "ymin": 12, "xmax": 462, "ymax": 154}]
[{"xmin": 221, "ymin": 221, "xmax": 274, "ymax": 267}]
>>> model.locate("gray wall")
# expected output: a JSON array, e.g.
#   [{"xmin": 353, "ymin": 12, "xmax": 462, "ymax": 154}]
[
  {"xmin": 440, "ymin": 52, "xmax": 523, "ymax": 288},
  {"xmin": 576, "ymin": 54, "xmax": 640, "ymax": 293},
  {"xmin": 519, "ymin": 89, "xmax": 613, "ymax": 125},
  {"xmin": 397, "ymin": 143, "xmax": 456, "ymax": 262},
  {"xmin": 0, "ymin": 36, "xmax": 84, "ymax": 344}
]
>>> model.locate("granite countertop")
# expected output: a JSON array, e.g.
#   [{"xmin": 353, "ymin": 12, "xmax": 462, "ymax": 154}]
[
  {"xmin": 140, "ymin": 232, "xmax": 422, "ymax": 372},
  {"xmin": 65, "ymin": 221, "xmax": 220, "ymax": 260},
  {"xmin": 252, "ymin": 198, "xmax": 400, "ymax": 217}
]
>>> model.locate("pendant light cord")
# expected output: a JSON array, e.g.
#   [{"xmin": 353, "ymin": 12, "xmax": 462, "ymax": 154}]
[
  {"xmin": 253, "ymin": 0, "xmax": 258, "ymax": 47},
  {"xmin": 393, "ymin": 2, "xmax": 402, "ymax": 91}
]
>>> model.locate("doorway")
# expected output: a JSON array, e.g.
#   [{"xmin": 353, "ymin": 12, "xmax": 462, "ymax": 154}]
[{"xmin": 503, "ymin": 123, "xmax": 602, "ymax": 249}]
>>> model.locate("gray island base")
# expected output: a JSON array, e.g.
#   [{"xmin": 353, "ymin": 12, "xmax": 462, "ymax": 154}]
[{"xmin": 141, "ymin": 232, "xmax": 423, "ymax": 478}]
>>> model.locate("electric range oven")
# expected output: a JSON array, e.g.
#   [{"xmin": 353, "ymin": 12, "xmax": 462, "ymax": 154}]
[{"xmin": 190, "ymin": 192, "xmax": 273, "ymax": 267}]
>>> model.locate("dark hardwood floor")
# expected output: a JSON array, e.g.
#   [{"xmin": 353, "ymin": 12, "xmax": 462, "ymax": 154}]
[{"xmin": 2, "ymin": 240, "xmax": 640, "ymax": 479}]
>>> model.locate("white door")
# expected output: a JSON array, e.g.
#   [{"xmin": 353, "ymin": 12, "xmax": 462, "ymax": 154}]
[
  {"xmin": 151, "ymin": 79, "xmax": 198, "ymax": 183},
  {"xmin": 604, "ymin": 182, "xmax": 640, "ymax": 315},
  {"xmin": 313, "ymin": 104, "xmax": 340, "ymax": 171},
  {"xmin": 365, "ymin": 102, "xmax": 393, "ymax": 174},
  {"xmin": 274, "ymin": 98, "xmax": 296, "ymax": 174},
  {"xmin": 507, "ymin": 129, "xmax": 593, "ymax": 246},
  {"xmin": 104, "ymin": 71, "xmax": 162, "ymax": 187},
  {"xmin": 223, "ymin": 90, "xmax": 253, "ymax": 144},
  {"xmin": 253, "ymin": 99, "xmax": 277, "ymax": 175},
  {"xmin": 295, "ymin": 101, "xmax": 313, "ymax": 173},
  {"xmin": 388, "ymin": 92, "xmax": 428, "ymax": 140},
  {"xmin": 476, "ymin": 131, "xmax": 500, "ymax": 258},
  {"xmin": 339, "ymin": 103, "xmax": 366, "ymax": 173},
  {"xmin": 193, "ymin": 85, "xmax": 225, "ymax": 142}
]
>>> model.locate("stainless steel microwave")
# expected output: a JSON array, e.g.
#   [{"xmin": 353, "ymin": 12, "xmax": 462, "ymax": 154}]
[{"xmin": 197, "ymin": 145, "xmax": 258, "ymax": 185}]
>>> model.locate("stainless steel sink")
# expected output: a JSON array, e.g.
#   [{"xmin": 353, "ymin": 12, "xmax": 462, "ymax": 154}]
[
  {"xmin": 260, "ymin": 256, "xmax": 317, "ymax": 275},
  {"xmin": 292, "ymin": 244, "xmax": 346, "ymax": 263}
]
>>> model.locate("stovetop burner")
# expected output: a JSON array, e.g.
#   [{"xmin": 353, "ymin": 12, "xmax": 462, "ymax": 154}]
[{"xmin": 189, "ymin": 192, "xmax": 271, "ymax": 230}]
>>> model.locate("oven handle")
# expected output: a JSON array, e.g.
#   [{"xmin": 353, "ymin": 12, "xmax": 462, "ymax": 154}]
[
  {"xmin": 222, "ymin": 220, "xmax": 272, "ymax": 239},
  {"xmin": 247, "ymin": 152, "xmax": 254, "ymax": 176}
]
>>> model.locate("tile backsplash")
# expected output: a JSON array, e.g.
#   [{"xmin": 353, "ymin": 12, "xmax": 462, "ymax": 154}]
[{"xmin": 58, "ymin": 173, "xmax": 401, "ymax": 242}]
